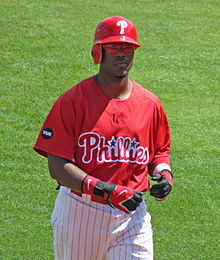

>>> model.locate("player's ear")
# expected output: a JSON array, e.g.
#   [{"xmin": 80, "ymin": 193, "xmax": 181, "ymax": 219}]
[{"xmin": 91, "ymin": 44, "xmax": 102, "ymax": 65}]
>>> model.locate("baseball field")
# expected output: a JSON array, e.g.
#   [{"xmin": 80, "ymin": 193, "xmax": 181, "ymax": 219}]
[{"xmin": 0, "ymin": 0, "xmax": 219, "ymax": 259}]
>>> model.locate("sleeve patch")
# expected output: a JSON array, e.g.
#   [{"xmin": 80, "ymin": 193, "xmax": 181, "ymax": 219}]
[{"xmin": 42, "ymin": 128, "xmax": 53, "ymax": 139}]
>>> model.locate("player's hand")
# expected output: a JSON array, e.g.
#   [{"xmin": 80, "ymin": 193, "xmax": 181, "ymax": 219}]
[
  {"xmin": 149, "ymin": 170, "xmax": 173, "ymax": 201},
  {"xmin": 82, "ymin": 175, "xmax": 143, "ymax": 214},
  {"xmin": 102, "ymin": 183, "xmax": 144, "ymax": 214}
]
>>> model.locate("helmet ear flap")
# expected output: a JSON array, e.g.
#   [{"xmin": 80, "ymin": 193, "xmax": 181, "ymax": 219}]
[{"xmin": 91, "ymin": 44, "xmax": 102, "ymax": 65}]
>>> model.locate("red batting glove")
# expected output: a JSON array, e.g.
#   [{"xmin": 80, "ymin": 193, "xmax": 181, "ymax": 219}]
[
  {"xmin": 150, "ymin": 169, "xmax": 173, "ymax": 201},
  {"xmin": 81, "ymin": 175, "xmax": 143, "ymax": 214},
  {"xmin": 106, "ymin": 185, "xmax": 143, "ymax": 214}
]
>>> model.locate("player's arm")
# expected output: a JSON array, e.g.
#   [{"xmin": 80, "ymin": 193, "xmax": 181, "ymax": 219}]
[
  {"xmin": 148, "ymin": 102, "xmax": 173, "ymax": 201},
  {"xmin": 48, "ymin": 153, "xmax": 86, "ymax": 192},
  {"xmin": 48, "ymin": 154, "xmax": 143, "ymax": 214}
]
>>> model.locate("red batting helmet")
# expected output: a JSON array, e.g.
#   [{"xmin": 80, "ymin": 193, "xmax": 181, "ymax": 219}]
[{"xmin": 91, "ymin": 16, "xmax": 141, "ymax": 64}]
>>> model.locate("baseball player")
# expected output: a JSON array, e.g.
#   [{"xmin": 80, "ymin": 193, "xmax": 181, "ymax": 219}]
[{"xmin": 34, "ymin": 16, "xmax": 173, "ymax": 260}]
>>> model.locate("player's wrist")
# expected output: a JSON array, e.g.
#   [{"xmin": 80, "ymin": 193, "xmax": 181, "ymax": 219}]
[
  {"xmin": 160, "ymin": 169, "xmax": 173, "ymax": 185},
  {"xmin": 81, "ymin": 175, "xmax": 100, "ymax": 195},
  {"xmin": 81, "ymin": 175, "xmax": 116, "ymax": 198}
]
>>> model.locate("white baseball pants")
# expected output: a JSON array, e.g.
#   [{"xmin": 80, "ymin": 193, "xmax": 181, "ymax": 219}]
[{"xmin": 51, "ymin": 186, "xmax": 153, "ymax": 260}]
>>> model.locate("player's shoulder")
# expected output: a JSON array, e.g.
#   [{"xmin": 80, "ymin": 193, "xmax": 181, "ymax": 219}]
[
  {"xmin": 132, "ymin": 80, "xmax": 161, "ymax": 107},
  {"xmin": 57, "ymin": 76, "xmax": 93, "ymax": 102},
  {"xmin": 64, "ymin": 76, "xmax": 93, "ymax": 95}
]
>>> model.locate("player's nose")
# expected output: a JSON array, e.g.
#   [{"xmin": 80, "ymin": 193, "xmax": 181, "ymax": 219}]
[{"xmin": 116, "ymin": 48, "xmax": 126, "ymax": 56}]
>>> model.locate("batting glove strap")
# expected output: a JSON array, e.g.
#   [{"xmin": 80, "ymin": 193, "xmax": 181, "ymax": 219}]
[
  {"xmin": 150, "ymin": 169, "xmax": 173, "ymax": 201},
  {"xmin": 93, "ymin": 181, "xmax": 117, "ymax": 208},
  {"xmin": 82, "ymin": 176, "xmax": 117, "ymax": 207}
]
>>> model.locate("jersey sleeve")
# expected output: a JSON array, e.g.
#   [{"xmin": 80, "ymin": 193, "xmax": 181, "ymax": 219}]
[
  {"xmin": 33, "ymin": 92, "xmax": 76, "ymax": 162},
  {"xmin": 148, "ymin": 102, "xmax": 171, "ymax": 176}
]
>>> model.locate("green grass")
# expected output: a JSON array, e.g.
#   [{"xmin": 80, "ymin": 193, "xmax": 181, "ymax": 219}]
[{"xmin": 0, "ymin": 0, "xmax": 219, "ymax": 259}]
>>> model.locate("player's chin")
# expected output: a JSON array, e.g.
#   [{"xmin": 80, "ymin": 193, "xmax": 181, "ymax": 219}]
[
  {"xmin": 114, "ymin": 68, "xmax": 129, "ymax": 78},
  {"xmin": 115, "ymin": 72, "xmax": 128, "ymax": 79}
]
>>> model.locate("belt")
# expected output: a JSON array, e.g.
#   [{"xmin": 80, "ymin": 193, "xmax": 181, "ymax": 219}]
[{"xmin": 71, "ymin": 190, "xmax": 108, "ymax": 205}]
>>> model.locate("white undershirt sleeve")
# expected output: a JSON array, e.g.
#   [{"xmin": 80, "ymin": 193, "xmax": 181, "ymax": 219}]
[{"xmin": 152, "ymin": 163, "xmax": 171, "ymax": 176}]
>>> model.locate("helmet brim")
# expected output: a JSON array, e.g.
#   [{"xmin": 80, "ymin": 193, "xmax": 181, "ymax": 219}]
[{"xmin": 95, "ymin": 35, "xmax": 141, "ymax": 49}]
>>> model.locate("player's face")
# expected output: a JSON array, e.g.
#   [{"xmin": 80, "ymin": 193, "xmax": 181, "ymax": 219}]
[{"xmin": 100, "ymin": 43, "xmax": 135, "ymax": 78}]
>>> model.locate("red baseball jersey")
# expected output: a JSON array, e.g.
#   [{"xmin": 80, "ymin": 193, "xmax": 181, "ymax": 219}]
[{"xmin": 34, "ymin": 76, "xmax": 171, "ymax": 192}]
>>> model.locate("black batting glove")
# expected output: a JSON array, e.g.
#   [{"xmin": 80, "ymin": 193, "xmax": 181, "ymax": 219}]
[{"xmin": 150, "ymin": 169, "xmax": 173, "ymax": 201}]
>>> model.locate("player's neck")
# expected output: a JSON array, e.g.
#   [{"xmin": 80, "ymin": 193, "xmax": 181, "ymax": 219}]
[{"xmin": 94, "ymin": 73, "xmax": 133, "ymax": 100}]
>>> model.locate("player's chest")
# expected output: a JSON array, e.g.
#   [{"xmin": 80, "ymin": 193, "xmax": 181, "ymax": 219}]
[
  {"xmin": 75, "ymin": 102, "xmax": 154, "ymax": 165},
  {"xmin": 79, "ymin": 99, "xmax": 154, "ymax": 136}
]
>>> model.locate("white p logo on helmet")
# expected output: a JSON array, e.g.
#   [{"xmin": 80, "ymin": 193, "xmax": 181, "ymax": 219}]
[{"xmin": 117, "ymin": 21, "xmax": 128, "ymax": 35}]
